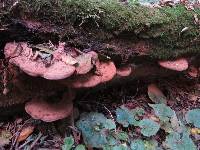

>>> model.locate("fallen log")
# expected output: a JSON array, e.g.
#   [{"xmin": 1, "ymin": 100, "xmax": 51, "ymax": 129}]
[{"xmin": 0, "ymin": 0, "xmax": 200, "ymax": 118}]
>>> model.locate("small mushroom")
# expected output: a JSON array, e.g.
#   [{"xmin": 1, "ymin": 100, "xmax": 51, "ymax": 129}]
[
  {"xmin": 97, "ymin": 61, "xmax": 117, "ymax": 82},
  {"xmin": 71, "ymin": 61, "xmax": 116, "ymax": 88},
  {"xmin": 25, "ymin": 91, "xmax": 75, "ymax": 122},
  {"xmin": 117, "ymin": 66, "xmax": 132, "ymax": 77},
  {"xmin": 158, "ymin": 58, "xmax": 188, "ymax": 71}
]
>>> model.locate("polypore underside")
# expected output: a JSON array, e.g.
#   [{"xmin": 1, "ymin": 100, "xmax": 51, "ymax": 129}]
[{"xmin": 1, "ymin": 1, "xmax": 200, "ymax": 121}]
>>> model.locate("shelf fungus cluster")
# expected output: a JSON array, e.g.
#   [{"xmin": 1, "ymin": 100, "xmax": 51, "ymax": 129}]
[
  {"xmin": 3, "ymin": 42, "xmax": 119, "ymax": 122},
  {"xmin": 3, "ymin": 41, "xmax": 193, "ymax": 122}
]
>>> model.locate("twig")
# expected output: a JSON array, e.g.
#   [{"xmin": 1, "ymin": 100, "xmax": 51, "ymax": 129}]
[
  {"xmin": 10, "ymin": 118, "xmax": 32, "ymax": 150},
  {"xmin": 30, "ymin": 132, "xmax": 42, "ymax": 149},
  {"xmin": 18, "ymin": 140, "xmax": 32, "ymax": 150}
]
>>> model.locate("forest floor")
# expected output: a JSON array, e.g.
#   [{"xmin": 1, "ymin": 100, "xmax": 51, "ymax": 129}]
[{"xmin": 1, "ymin": 74, "xmax": 200, "ymax": 150}]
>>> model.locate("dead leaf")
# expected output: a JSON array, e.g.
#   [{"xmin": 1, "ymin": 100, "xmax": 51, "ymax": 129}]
[
  {"xmin": 148, "ymin": 84, "xmax": 167, "ymax": 104},
  {"xmin": 191, "ymin": 128, "xmax": 200, "ymax": 135},
  {"xmin": 188, "ymin": 66, "xmax": 198, "ymax": 78},
  {"xmin": 148, "ymin": 115, "xmax": 160, "ymax": 122},
  {"xmin": 76, "ymin": 53, "xmax": 93, "ymax": 74},
  {"xmin": 0, "ymin": 130, "xmax": 12, "ymax": 146},
  {"xmin": 17, "ymin": 126, "xmax": 35, "ymax": 142},
  {"xmin": 189, "ymin": 94, "xmax": 198, "ymax": 102},
  {"xmin": 61, "ymin": 55, "xmax": 78, "ymax": 65}
]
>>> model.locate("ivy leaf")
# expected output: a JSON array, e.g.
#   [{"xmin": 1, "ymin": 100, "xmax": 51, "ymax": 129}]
[
  {"xmin": 148, "ymin": 84, "xmax": 167, "ymax": 104},
  {"xmin": 103, "ymin": 145, "xmax": 112, "ymax": 150},
  {"xmin": 62, "ymin": 136, "xmax": 74, "ymax": 150},
  {"xmin": 116, "ymin": 106, "xmax": 135, "ymax": 127},
  {"xmin": 149, "ymin": 104, "xmax": 174, "ymax": 122},
  {"xmin": 133, "ymin": 107, "xmax": 145, "ymax": 120},
  {"xmin": 105, "ymin": 119, "xmax": 116, "ymax": 130},
  {"xmin": 112, "ymin": 144, "xmax": 129, "ymax": 150},
  {"xmin": 185, "ymin": 109, "xmax": 200, "ymax": 128},
  {"xmin": 160, "ymin": 115, "xmax": 184, "ymax": 133},
  {"xmin": 144, "ymin": 140, "xmax": 159, "ymax": 150},
  {"xmin": 107, "ymin": 135, "xmax": 118, "ymax": 146},
  {"xmin": 76, "ymin": 112, "xmax": 116, "ymax": 148},
  {"xmin": 75, "ymin": 144, "xmax": 86, "ymax": 150},
  {"xmin": 130, "ymin": 139, "xmax": 145, "ymax": 150},
  {"xmin": 163, "ymin": 132, "xmax": 197, "ymax": 150},
  {"xmin": 116, "ymin": 106, "xmax": 144, "ymax": 127},
  {"xmin": 113, "ymin": 131, "xmax": 129, "ymax": 141},
  {"xmin": 131, "ymin": 139, "xmax": 160, "ymax": 150},
  {"xmin": 139, "ymin": 119, "xmax": 160, "ymax": 137}
]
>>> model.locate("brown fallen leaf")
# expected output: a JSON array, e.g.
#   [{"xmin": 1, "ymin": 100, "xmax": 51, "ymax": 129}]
[
  {"xmin": 61, "ymin": 55, "xmax": 78, "ymax": 65},
  {"xmin": 190, "ymin": 93, "xmax": 198, "ymax": 100},
  {"xmin": 148, "ymin": 84, "xmax": 167, "ymax": 104},
  {"xmin": 76, "ymin": 53, "xmax": 93, "ymax": 75},
  {"xmin": 0, "ymin": 130, "xmax": 12, "ymax": 146},
  {"xmin": 147, "ymin": 114, "xmax": 160, "ymax": 122},
  {"xmin": 191, "ymin": 128, "xmax": 200, "ymax": 135},
  {"xmin": 188, "ymin": 66, "xmax": 198, "ymax": 78},
  {"xmin": 17, "ymin": 126, "xmax": 35, "ymax": 142}
]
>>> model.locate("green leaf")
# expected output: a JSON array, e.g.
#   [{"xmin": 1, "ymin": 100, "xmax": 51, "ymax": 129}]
[
  {"xmin": 185, "ymin": 109, "xmax": 200, "ymax": 128},
  {"xmin": 144, "ymin": 140, "xmax": 159, "ymax": 150},
  {"xmin": 116, "ymin": 106, "xmax": 144, "ymax": 127},
  {"xmin": 114, "ymin": 131, "xmax": 129, "ymax": 141},
  {"xmin": 163, "ymin": 132, "xmax": 197, "ymax": 150},
  {"xmin": 131, "ymin": 139, "xmax": 160, "ymax": 150},
  {"xmin": 160, "ymin": 115, "xmax": 184, "ymax": 133},
  {"xmin": 103, "ymin": 145, "xmax": 112, "ymax": 150},
  {"xmin": 76, "ymin": 112, "xmax": 116, "ymax": 148},
  {"xmin": 105, "ymin": 119, "xmax": 116, "ymax": 130},
  {"xmin": 149, "ymin": 104, "xmax": 174, "ymax": 122},
  {"xmin": 62, "ymin": 136, "xmax": 74, "ymax": 150},
  {"xmin": 107, "ymin": 135, "xmax": 118, "ymax": 146},
  {"xmin": 133, "ymin": 107, "xmax": 145, "ymax": 120},
  {"xmin": 130, "ymin": 139, "xmax": 145, "ymax": 150},
  {"xmin": 75, "ymin": 144, "xmax": 86, "ymax": 150},
  {"xmin": 139, "ymin": 119, "xmax": 160, "ymax": 137},
  {"xmin": 112, "ymin": 144, "xmax": 129, "ymax": 150}
]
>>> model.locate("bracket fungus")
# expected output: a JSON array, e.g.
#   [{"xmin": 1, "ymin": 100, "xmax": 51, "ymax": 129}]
[
  {"xmin": 4, "ymin": 42, "xmax": 76, "ymax": 80},
  {"xmin": 158, "ymin": 58, "xmax": 188, "ymax": 71},
  {"xmin": 116, "ymin": 66, "xmax": 132, "ymax": 77},
  {"xmin": 71, "ymin": 61, "xmax": 117, "ymax": 88},
  {"xmin": 25, "ymin": 91, "xmax": 75, "ymax": 122},
  {"xmin": 3, "ymin": 41, "xmax": 118, "ymax": 122}
]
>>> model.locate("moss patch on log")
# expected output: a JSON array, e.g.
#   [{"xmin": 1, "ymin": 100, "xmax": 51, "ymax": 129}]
[{"xmin": 1, "ymin": 0, "xmax": 200, "ymax": 59}]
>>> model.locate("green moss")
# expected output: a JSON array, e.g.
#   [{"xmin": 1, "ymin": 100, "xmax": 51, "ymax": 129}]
[
  {"xmin": 18, "ymin": 0, "xmax": 168, "ymax": 30},
  {"xmin": 1, "ymin": 0, "xmax": 200, "ymax": 59}
]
